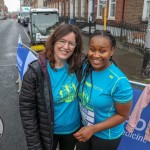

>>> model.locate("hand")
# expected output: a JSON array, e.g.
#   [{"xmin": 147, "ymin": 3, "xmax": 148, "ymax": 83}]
[{"xmin": 73, "ymin": 126, "xmax": 94, "ymax": 142}]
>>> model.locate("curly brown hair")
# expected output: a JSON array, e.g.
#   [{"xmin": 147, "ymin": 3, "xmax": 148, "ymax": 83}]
[{"xmin": 44, "ymin": 24, "xmax": 83, "ymax": 73}]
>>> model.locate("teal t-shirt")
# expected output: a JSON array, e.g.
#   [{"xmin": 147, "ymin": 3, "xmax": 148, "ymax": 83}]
[
  {"xmin": 47, "ymin": 62, "xmax": 80, "ymax": 134},
  {"xmin": 79, "ymin": 63, "xmax": 133, "ymax": 139}
]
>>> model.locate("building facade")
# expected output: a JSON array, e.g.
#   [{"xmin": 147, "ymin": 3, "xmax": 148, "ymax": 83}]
[
  {"xmin": 0, "ymin": 0, "xmax": 8, "ymax": 18},
  {"xmin": 27, "ymin": 0, "xmax": 150, "ymax": 25}
]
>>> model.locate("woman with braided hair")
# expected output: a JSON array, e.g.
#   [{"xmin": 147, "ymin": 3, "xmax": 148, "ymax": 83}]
[{"xmin": 74, "ymin": 30, "xmax": 133, "ymax": 150}]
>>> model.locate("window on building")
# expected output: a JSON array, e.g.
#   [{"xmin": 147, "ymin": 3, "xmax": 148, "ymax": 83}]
[
  {"xmin": 146, "ymin": 0, "xmax": 150, "ymax": 18},
  {"xmin": 75, "ymin": 0, "xmax": 78, "ymax": 17},
  {"xmin": 108, "ymin": 0, "xmax": 116, "ymax": 19},
  {"xmin": 66, "ymin": 1, "xmax": 68, "ymax": 16},
  {"xmin": 142, "ymin": 0, "xmax": 150, "ymax": 20},
  {"xmin": 81, "ymin": 0, "xmax": 85, "ymax": 17},
  {"xmin": 97, "ymin": 0, "xmax": 103, "ymax": 18}
]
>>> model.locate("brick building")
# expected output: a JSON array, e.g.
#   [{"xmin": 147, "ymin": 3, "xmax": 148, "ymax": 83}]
[
  {"xmin": 0, "ymin": 0, "xmax": 4, "ymax": 16},
  {"xmin": 29, "ymin": 0, "xmax": 150, "ymax": 25},
  {"xmin": 0, "ymin": 0, "xmax": 8, "ymax": 18}
]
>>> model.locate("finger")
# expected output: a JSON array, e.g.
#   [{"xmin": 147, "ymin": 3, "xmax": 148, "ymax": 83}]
[
  {"xmin": 78, "ymin": 138, "xmax": 86, "ymax": 142},
  {"xmin": 74, "ymin": 132, "xmax": 82, "ymax": 138},
  {"xmin": 73, "ymin": 132, "xmax": 80, "ymax": 136}
]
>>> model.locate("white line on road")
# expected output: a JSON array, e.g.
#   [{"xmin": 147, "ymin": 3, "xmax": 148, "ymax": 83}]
[
  {"xmin": 23, "ymin": 26, "xmax": 30, "ymax": 43},
  {"xmin": 0, "ymin": 64, "xmax": 16, "ymax": 67}
]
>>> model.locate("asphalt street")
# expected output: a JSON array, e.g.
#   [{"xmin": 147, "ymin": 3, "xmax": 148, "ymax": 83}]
[{"xmin": 0, "ymin": 19, "xmax": 28, "ymax": 150}]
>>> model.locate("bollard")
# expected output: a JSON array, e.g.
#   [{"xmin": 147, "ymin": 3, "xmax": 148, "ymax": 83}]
[
  {"xmin": 142, "ymin": 18, "xmax": 150, "ymax": 78},
  {"xmin": 89, "ymin": 17, "xmax": 92, "ymax": 36}
]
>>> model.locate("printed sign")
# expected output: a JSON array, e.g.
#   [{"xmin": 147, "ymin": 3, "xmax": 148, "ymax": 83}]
[
  {"xmin": 0, "ymin": 117, "xmax": 4, "ymax": 140},
  {"xmin": 118, "ymin": 87, "xmax": 150, "ymax": 150}
]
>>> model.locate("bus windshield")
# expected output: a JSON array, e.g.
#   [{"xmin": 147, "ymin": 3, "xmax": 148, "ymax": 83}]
[{"xmin": 31, "ymin": 12, "xmax": 59, "ymax": 35}]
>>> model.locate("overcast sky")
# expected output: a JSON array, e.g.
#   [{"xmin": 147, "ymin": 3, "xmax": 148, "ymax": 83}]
[{"xmin": 4, "ymin": 0, "xmax": 20, "ymax": 12}]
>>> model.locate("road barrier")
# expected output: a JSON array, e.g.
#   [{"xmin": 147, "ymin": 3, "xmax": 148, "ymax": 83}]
[{"xmin": 118, "ymin": 82, "xmax": 150, "ymax": 150}]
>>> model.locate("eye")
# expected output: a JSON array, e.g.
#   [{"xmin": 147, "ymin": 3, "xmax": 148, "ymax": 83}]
[
  {"xmin": 100, "ymin": 50, "xmax": 106, "ymax": 54},
  {"xmin": 58, "ymin": 40, "xmax": 66, "ymax": 45},
  {"xmin": 89, "ymin": 47, "xmax": 95, "ymax": 52},
  {"xmin": 69, "ymin": 42, "xmax": 76, "ymax": 48}
]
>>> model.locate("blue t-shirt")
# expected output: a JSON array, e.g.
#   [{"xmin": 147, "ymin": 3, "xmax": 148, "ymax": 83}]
[
  {"xmin": 47, "ymin": 62, "xmax": 80, "ymax": 134},
  {"xmin": 79, "ymin": 63, "xmax": 133, "ymax": 139}
]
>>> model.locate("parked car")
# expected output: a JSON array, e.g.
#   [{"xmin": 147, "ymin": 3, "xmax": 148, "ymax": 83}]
[
  {"xmin": 20, "ymin": 12, "xmax": 29, "ymax": 26},
  {"xmin": 17, "ymin": 13, "xmax": 21, "ymax": 23}
]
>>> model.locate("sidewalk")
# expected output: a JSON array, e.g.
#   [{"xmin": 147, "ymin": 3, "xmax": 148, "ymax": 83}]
[{"xmin": 82, "ymin": 35, "xmax": 149, "ymax": 84}]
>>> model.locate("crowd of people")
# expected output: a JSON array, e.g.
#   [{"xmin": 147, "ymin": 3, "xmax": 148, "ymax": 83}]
[{"xmin": 19, "ymin": 24, "xmax": 133, "ymax": 150}]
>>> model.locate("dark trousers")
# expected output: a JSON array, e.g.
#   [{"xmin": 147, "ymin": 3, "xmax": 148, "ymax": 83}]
[
  {"xmin": 52, "ymin": 133, "xmax": 77, "ymax": 150},
  {"xmin": 76, "ymin": 135, "xmax": 122, "ymax": 150}
]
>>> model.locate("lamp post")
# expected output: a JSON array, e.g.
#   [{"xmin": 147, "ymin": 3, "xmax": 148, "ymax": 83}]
[
  {"xmin": 101, "ymin": 0, "xmax": 107, "ymax": 30},
  {"xmin": 142, "ymin": 17, "xmax": 150, "ymax": 78}
]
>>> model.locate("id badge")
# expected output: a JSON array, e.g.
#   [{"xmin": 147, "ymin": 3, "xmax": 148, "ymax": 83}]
[{"xmin": 79, "ymin": 102, "xmax": 95, "ymax": 126}]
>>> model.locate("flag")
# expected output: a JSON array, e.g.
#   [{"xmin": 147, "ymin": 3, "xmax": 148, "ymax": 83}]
[{"xmin": 16, "ymin": 35, "xmax": 37, "ymax": 80}]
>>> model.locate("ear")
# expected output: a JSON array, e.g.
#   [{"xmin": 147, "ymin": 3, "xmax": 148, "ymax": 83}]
[{"xmin": 110, "ymin": 47, "xmax": 115, "ymax": 56}]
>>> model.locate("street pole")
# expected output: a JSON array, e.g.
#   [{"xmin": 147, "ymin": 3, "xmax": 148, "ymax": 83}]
[
  {"xmin": 104, "ymin": 6, "xmax": 107, "ymax": 30},
  {"xmin": 102, "ymin": 0, "xmax": 107, "ymax": 30},
  {"xmin": 120, "ymin": 0, "xmax": 125, "ymax": 41},
  {"xmin": 142, "ymin": 17, "xmax": 150, "ymax": 78},
  {"xmin": 89, "ymin": 16, "xmax": 92, "ymax": 36}
]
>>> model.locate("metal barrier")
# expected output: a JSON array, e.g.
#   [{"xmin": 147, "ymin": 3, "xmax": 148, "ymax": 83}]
[{"xmin": 118, "ymin": 82, "xmax": 150, "ymax": 150}]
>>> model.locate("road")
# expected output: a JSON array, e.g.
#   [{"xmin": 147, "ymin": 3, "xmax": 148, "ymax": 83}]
[{"xmin": 0, "ymin": 19, "xmax": 28, "ymax": 150}]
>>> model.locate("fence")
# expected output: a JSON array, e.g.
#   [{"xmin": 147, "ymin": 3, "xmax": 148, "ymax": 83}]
[{"xmin": 60, "ymin": 16, "xmax": 147, "ymax": 56}]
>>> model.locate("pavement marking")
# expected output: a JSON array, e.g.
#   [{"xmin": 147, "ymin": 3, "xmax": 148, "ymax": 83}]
[
  {"xmin": 0, "ymin": 64, "xmax": 16, "ymax": 67},
  {"xmin": 0, "ymin": 117, "xmax": 4, "ymax": 140},
  {"xmin": 23, "ymin": 26, "xmax": 30, "ymax": 42}
]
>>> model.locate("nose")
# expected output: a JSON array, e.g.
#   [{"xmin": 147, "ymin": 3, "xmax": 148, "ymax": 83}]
[
  {"xmin": 63, "ymin": 42, "xmax": 69, "ymax": 49},
  {"xmin": 93, "ymin": 51, "xmax": 100, "ymax": 58}
]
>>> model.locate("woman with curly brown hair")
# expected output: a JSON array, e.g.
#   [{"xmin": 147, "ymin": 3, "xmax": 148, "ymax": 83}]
[{"xmin": 19, "ymin": 24, "xmax": 83, "ymax": 150}]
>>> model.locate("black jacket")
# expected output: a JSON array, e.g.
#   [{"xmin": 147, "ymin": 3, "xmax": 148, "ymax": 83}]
[{"xmin": 19, "ymin": 53, "xmax": 54, "ymax": 150}]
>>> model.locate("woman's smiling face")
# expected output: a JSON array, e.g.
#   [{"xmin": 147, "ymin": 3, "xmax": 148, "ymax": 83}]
[
  {"xmin": 54, "ymin": 32, "xmax": 76, "ymax": 64},
  {"xmin": 88, "ymin": 36, "xmax": 114, "ymax": 71}
]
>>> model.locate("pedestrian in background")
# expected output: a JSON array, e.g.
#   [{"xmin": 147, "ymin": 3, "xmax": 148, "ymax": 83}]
[
  {"xmin": 19, "ymin": 24, "xmax": 83, "ymax": 150},
  {"xmin": 74, "ymin": 30, "xmax": 133, "ymax": 150}
]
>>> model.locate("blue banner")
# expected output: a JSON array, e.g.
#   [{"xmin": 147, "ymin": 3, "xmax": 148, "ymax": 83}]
[
  {"xmin": 118, "ymin": 87, "xmax": 150, "ymax": 149},
  {"xmin": 16, "ymin": 36, "xmax": 37, "ymax": 80}
]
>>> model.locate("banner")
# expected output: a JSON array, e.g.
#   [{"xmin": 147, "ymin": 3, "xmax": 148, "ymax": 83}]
[
  {"xmin": 16, "ymin": 35, "xmax": 37, "ymax": 80},
  {"xmin": 118, "ymin": 87, "xmax": 150, "ymax": 150}
]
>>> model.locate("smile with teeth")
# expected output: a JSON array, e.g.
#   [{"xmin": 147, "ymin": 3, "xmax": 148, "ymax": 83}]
[{"xmin": 92, "ymin": 59, "xmax": 102, "ymax": 64}]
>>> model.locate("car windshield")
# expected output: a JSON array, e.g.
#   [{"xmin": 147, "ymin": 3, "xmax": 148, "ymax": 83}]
[{"xmin": 32, "ymin": 12, "xmax": 59, "ymax": 35}]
